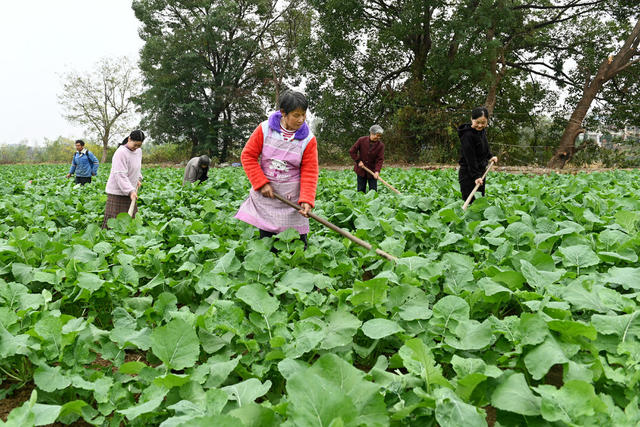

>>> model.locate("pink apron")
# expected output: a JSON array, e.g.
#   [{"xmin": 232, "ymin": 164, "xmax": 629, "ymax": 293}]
[{"xmin": 235, "ymin": 121, "xmax": 314, "ymax": 234}]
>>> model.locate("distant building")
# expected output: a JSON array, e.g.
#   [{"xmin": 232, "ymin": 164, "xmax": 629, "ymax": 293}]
[{"xmin": 582, "ymin": 125, "xmax": 640, "ymax": 147}]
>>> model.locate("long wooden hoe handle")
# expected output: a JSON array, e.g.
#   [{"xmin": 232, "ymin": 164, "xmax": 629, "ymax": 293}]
[
  {"xmin": 273, "ymin": 192, "xmax": 397, "ymax": 262},
  {"xmin": 462, "ymin": 160, "xmax": 495, "ymax": 211},
  {"xmin": 360, "ymin": 165, "xmax": 401, "ymax": 195}
]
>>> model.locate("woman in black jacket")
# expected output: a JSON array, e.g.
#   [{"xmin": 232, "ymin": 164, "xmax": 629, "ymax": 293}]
[{"xmin": 458, "ymin": 107, "xmax": 498, "ymax": 204}]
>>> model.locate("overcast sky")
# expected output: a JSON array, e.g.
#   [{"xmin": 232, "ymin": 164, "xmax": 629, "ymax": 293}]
[{"xmin": 0, "ymin": 1, "xmax": 143, "ymax": 146}]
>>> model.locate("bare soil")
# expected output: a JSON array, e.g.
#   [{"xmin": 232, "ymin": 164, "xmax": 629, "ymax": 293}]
[
  {"xmin": 319, "ymin": 163, "xmax": 636, "ymax": 174},
  {"xmin": 484, "ymin": 405, "xmax": 497, "ymax": 427},
  {"xmin": 545, "ymin": 364, "xmax": 565, "ymax": 388},
  {"xmin": 0, "ymin": 381, "xmax": 35, "ymax": 422}
]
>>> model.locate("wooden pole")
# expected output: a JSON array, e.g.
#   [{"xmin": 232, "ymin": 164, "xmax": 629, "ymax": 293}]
[
  {"xmin": 462, "ymin": 160, "xmax": 494, "ymax": 211},
  {"xmin": 129, "ymin": 183, "xmax": 141, "ymax": 217},
  {"xmin": 273, "ymin": 192, "xmax": 397, "ymax": 261},
  {"xmin": 360, "ymin": 165, "xmax": 401, "ymax": 194},
  {"xmin": 127, "ymin": 199, "xmax": 136, "ymax": 217}
]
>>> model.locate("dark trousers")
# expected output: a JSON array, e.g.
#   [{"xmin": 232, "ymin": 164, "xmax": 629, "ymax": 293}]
[
  {"xmin": 459, "ymin": 169, "xmax": 485, "ymax": 204},
  {"xmin": 75, "ymin": 176, "xmax": 92, "ymax": 185},
  {"xmin": 357, "ymin": 174, "xmax": 377, "ymax": 192},
  {"xmin": 259, "ymin": 229, "xmax": 308, "ymax": 251}
]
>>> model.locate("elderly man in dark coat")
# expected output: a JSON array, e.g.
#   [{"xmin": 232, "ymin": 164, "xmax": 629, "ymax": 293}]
[{"xmin": 183, "ymin": 155, "xmax": 211, "ymax": 185}]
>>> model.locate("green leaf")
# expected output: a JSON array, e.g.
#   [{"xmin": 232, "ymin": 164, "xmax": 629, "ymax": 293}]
[
  {"xmin": 434, "ymin": 388, "xmax": 487, "ymax": 427},
  {"xmin": 76, "ymin": 272, "xmax": 104, "ymax": 292},
  {"xmin": 154, "ymin": 373, "xmax": 191, "ymax": 388},
  {"xmin": 119, "ymin": 361, "xmax": 147, "ymax": 375},
  {"xmin": 350, "ymin": 278, "xmax": 388, "ymax": 310},
  {"xmin": 243, "ymin": 250, "xmax": 275, "ymax": 276},
  {"xmin": 31, "ymin": 403, "xmax": 62, "ymax": 426},
  {"xmin": 547, "ymin": 320, "xmax": 597, "ymax": 340},
  {"xmin": 284, "ymin": 318, "xmax": 325, "ymax": 359},
  {"xmin": 33, "ymin": 365, "xmax": 71, "ymax": 393},
  {"xmin": 606, "ymin": 267, "xmax": 640, "ymax": 290},
  {"xmin": 361, "ymin": 318, "xmax": 403, "ymax": 339},
  {"xmin": 222, "ymin": 378, "xmax": 272, "ymax": 407},
  {"xmin": 227, "ymin": 403, "xmax": 278, "ymax": 427},
  {"xmin": 0, "ymin": 324, "xmax": 30, "ymax": 358},
  {"xmin": 438, "ymin": 232, "xmax": 463, "ymax": 247},
  {"xmin": 524, "ymin": 336, "xmax": 569, "ymax": 380},
  {"xmin": 558, "ymin": 245, "xmax": 600, "ymax": 270},
  {"xmin": 285, "ymin": 354, "xmax": 388, "ymax": 427},
  {"xmin": 3, "ymin": 389, "xmax": 37, "ymax": 426},
  {"xmin": 151, "ymin": 318, "xmax": 200, "ymax": 370},
  {"xmin": 519, "ymin": 260, "xmax": 564, "ymax": 290},
  {"xmin": 275, "ymin": 268, "xmax": 316, "ymax": 294},
  {"xmin": 446, "ymin": 319, "xmax": 492, "ymax": 350},
  {"xmin": 321, "ymin": 310, "xmax": 361, "ymax": 349},
  {"xmin": 236, "ymin": 284, "xmax": 279, "ymax": 316},
  {"xmin": 430, "ymin": 295, "xmax": 469, "ymax": 334},
  {"xmin": 505, "ymin": 222, "xmax": 534, "ymax": 246},
  {"xmin": 397, "ymin": 290, "xmax": 432, "ymax": 321},
  {"xmin": 615, "ymin": 210, "xmax": 640, "ymax": 232},
  {"xmin": 399, "ymin": 338, "xmax": 449, "ymax": 393},
  {"xmin": 537, "ymin": 380, "xmax": 607, "ymax": 423},
  {"xmin": 58, "ymin": 400, "xmax": 88, "ymax": 423},
  {"xmin": 213, "ymin": 250, "xmax": 241, "ymax": 274},
  {"xmin": 491, "ymin": 372, "xmax": 541, "ymax": 416},
  {"xmin": 204, "ymin": 355, "xmax": 240, "ymax": 388},
  {"xmin": 11, "ymin": 263, "xmax": 34, "ymax": 284},
  {"xmin": 117, "ymin": 386, "xmax": 169, "ymax": 420},
  {"xmin": 65, "ymin": 244, "xmax": 97, "ymax": 263},
  {"xmin": 591, "ymin": 311, "xmax": 640, "ymax": 340}
]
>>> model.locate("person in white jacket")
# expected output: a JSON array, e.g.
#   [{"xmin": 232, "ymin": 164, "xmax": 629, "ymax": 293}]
[{"xmin": 101, "ymin": 130, "xmax": 145, "ymax": 228}]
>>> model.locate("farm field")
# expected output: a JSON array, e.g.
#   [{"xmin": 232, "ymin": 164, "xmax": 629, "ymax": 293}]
[{"xmin": 1, "ymin": 164, "xmax": 640, "ymax": 426}]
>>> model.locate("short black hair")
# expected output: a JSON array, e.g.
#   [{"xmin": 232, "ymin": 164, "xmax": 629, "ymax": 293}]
[
  {"xmin": 278, "ymin": 90, "xmax": 308, "ymax": 114},
  {"xmin": 471, "ymin": 107, "xmax": 489, "ymax": 120},
  {"xmin": 75, "ymin": 139, "xmax": 85, "ymax": 146}
]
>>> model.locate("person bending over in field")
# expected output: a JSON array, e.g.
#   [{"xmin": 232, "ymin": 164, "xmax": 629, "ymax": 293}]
[
  {"xmin": 235, "ymin": 90, "xmax": 319, "ymax": 248},
  {"xmin": 458, "ymin": 107, "xmax": 498, "ymax": 204},
  {"xmin": 182, "ymin": 155, "xmax": 211, "ymax": 185},
  {"xmin": 66, "ymin": 139, "xmax": 99, "ymax": 185},
  {"xmin": 349, "ymin": 125, "xmax": 385, "ymax": 193},
  {"xmin": 101, "ymin": 130, "xmax": 145, "ymax": 228}
]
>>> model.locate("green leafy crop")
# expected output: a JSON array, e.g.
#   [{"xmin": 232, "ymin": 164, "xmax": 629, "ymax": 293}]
[{"xmin": 0, "ymin": 164, "xmax": 639, "ymax": 426}]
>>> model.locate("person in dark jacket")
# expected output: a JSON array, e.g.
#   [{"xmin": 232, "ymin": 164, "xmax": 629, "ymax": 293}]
[
  {"xmin": 458, "ymin": 107, "xmax": 498, "ymax": 204},
  {"xmin": 66, "ymin": 140, "xmax": 99, "ymax": 185},
  {"xmin": 183, "ymin": 155, "xmax": 211, "ymax": 185},
  {"xmin": 349, "ymin": 125, "xmax": 385, "ymax": 193}
]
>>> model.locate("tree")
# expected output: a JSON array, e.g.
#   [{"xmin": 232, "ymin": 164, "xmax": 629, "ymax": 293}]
[
  {"xmin": 548, "ymin": 16, "xmax": 640, "ymax": 168},
  {"xmin": 58, "ymin": 57, "xmax": 141, "ymax": 163},
  {"xmin": 133, "ymin": 0, "xmax": 292, "ymax": 161},
  {"xmin": 259, "ymin": 7, "xmax": 311, "ymax": 108}
]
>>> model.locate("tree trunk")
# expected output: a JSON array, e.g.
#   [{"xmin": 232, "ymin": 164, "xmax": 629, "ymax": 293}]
[
  {"xmin": 101, "ymin": 130, "xmax": 109, "ymax": 164},
  {"xmin": 190, "ymin": 138, "xmax": 199, "ymax": 158},
  {"xmin": 485, "ymin": 61, "xmax": 505, "ymax": 117},
  {"xmin": 548, "ymin": 18, "xmax": 640, "ymax": 168},
  {"xmin": 484, "ymin": 37, "xmax": 505, "ymax": 116},
  {"xmin": 220, "ymin": 109, "xmax": 232, "ymax": 162},
  {"xmin": 547, "ymin": 94, "xmax": 591, "ymax": 168},
  {"xmin": 189, "ymin": 135, "xmax": 199, "ymax": 159}
]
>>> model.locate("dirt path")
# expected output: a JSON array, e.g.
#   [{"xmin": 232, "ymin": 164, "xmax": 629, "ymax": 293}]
[{"xmin": 319, "ymin": 163, "xmax": 635, "ymax": 174}]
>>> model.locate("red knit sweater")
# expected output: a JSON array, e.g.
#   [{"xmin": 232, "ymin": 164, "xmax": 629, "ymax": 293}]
[{"xmin": 240, "ymin": 124, "xmax": 319, "ymax": 207}]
